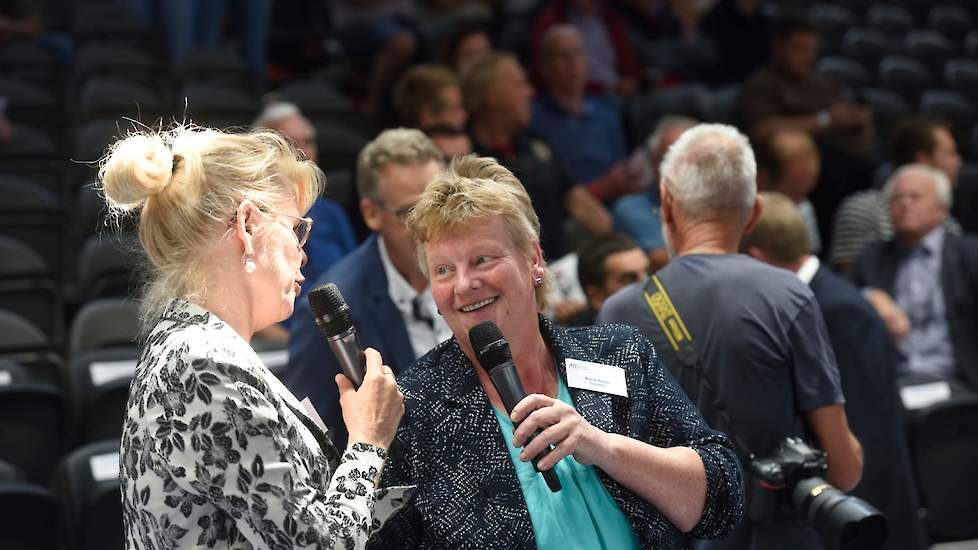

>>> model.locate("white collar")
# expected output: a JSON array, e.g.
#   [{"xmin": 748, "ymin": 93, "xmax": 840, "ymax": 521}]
[
  {"xmin": 377, "ymin": 234, "xmax": 422, "ymax": 307},
  {"xmin": 795, "ymin": 255, "xmax": 820, "ymax": 285}
]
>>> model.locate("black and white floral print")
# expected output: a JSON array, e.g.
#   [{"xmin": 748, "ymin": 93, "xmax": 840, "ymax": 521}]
[{"xmin": 120, "ymin": 299, "xmax": 413, "ymax": 550}]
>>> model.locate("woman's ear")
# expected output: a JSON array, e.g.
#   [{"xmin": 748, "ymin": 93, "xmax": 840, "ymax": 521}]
[
  {"xmin": 234, "ymin": 199, "xmax": 260, "ymax": 256},
  {"xmin": 529, "ymin": 240, "xmax": 544, "ymax": 274}
]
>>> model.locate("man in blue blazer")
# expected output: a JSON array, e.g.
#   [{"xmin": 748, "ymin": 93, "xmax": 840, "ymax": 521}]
[
  {"xmin": 850, "ymin": 164, "xmax": 978, "ymax": 390},
  {"xmin": 287, "ymin": 129, "xmax": 450, "ymax": 448},
  {"xmin": 743, "ymin": 192, "xmax": 928, "ymax": 550}
]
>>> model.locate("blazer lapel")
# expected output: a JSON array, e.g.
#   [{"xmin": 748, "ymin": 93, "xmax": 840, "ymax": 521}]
[{"xmin": 365, "ymin": 238, "xmax": 416, "ymax": 372}]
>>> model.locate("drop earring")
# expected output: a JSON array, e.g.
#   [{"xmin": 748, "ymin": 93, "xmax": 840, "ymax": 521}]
[
  {"xmin": 243, "ymin": 254, "xmax": 256, "ymax": 273},
  {"xmin": 533, "ymin": 276, "xmax": 543, "ymax": 287}
]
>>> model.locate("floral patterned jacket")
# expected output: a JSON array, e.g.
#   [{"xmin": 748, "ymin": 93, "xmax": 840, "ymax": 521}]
[{"xmin": 120, "ymin": 299, "xmax": 413, "ymax": 549}]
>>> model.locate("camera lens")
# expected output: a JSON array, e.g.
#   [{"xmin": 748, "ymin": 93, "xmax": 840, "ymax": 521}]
[{"xmin": 792, "ymin": 477, "xmax": 888, "ymax": 550}]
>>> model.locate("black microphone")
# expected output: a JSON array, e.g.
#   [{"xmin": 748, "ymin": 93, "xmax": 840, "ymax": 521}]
[
  {"xmin": 469, "ymin": 320, "xmax": 562, "ymax": 492},
  {"xmin": 309, "ymin": 283, "xmax": 365, "ymax": 388}
]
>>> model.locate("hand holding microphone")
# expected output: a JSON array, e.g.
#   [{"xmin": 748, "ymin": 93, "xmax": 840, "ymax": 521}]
[{"xmin": 469, "ymin": 321, "xmax": 562, "ymax": 492}]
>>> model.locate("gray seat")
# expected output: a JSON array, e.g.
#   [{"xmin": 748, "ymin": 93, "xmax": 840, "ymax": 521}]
[
  {"xmin": 78, "ymin": 77, "xmax": 163, "ymax": 123},
  {"xmin": 816, "ymin": 56, "xmax": 871, "ymax": 89},
  {"xmin": 74, "ymin": 42, "xmax": 161, "ymax": 90},
  {"xmin": 0, "ymin": 175, "xmax": 67, "ymax": 279},
  {"xmin": 0, "ymin": 234, "xmax": 62, "ymax": 346},
  {"xmin": 66, "ymin": 348, "xmax": 140, "ymax": 445},
  {"xmin": 919, "ymin": 90, "xmax": 976, "ymax": 151},
  {"xmin": 74, "ymin": 232, "xmax": 145, "ymax": 303},
  {"xmin": 53, "ymin": 440, "xmax": 123, "ymax": 550},
  {"xmin": 944, "ymin": 59, "xmax": 978, "ymax": 101},
  {"xmin": 0, "ymin": 482, "xmax": 60, "ymax": 550},
  {"xmin": 928, "ymin": 4, "xmax": 973, "ymax": 45},
  {"xmin": 0, "ymin": 382, "xmax": 65, "ymax": 485},
  {"xmin": 866, "ymin": 4, "xmax": 914, "ymax": 35},
  {"xmin": 68, "ymin": 298, "xmax": 140, "ymax": 355},
  {"xmin": 859, "ymin": 87, "xmax": 912, "ymax": 142},
  {"xmin": 175, "ymin": 46, "xmax": 250, "ymax": 89},
  {"xmin": 905, "ymin": 29, "xmax": 956, "ymax": 75},
  {"xmin": 843, "ymin": 28, "xmax": 900, "ymax": 74},
  {"xmin": 179, "ymin": 82, "xmax": 260, "ymax": 130},
  {"xmin": 810, "ymin": 3, "xmax": 857, "ymax": 55},
  {"xmin": 314, "ymin": 121, "xmax": 370, "ymax": 173},
  {"xmin": 878, "ymin": 55, "xmax": 936, "ymax": 106}
]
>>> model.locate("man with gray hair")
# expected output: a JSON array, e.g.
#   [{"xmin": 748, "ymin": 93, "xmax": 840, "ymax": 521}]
[
  {"xmin": 851, "ymin": 164, "xmax": 978, "ymax": 389},
  {"xmin": 287, "ymin": 128, "xmax": 452, "ymax": 448},
  {"xmin": 599, "ymin": 123, "xmax": 863, "ymax": 549}
]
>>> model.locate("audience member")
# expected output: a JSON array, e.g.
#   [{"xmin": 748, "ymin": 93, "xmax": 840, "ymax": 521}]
[
  {"xmin": 831, "ymin": 117, "xmax": 963, "ymax": 273},
  {"xmin": 392, "ymin": 63, "xmax": 468, "ymax": 131},
  {"xmin": 287, "ymin": 128, "xmax": 452, "ymax": 449},
  {"xmin": 699, "ymin": 0, "xmax": 770, "ymax": 85},
  {"xmin": 742, "ymin": 192, "xmax": 928, "ymax": 550},
  {"xmin": 0, "ymin": 0, "xmax": 40, "ymax": 44},
  {"xmin": 756, "ymin": 129, "xmax": 823, "ymax": 253},
  {"xmin": 436, "ymin": 20, "xmax": 491, "ymax": 76},
  {"xmin": 529, "ymin": 25, "xmax": 636, "ymax": 202},
  {"xmin": 100, "ymin": 124, "xmax": 409, "ymax": 548},
  {"xmin": 737, "ymin": 13, "xmax": 875, "ymax": 253},
  {"xmin": 611, "ymin": 116, "xmax": 697, "ymax": 271},
  {"xmin": 331, "ymin": 0, "xmax": 418, "ymax": 114},
  {"xmin": 850, "ymin": 164, "xmax": 978, "ymax": 390},
  {"xmin": 571, "ymin": 232, "xmax": 648, "ymax": 326},
  {"xmin": 531, "ymin": 0, "xmax": 640, "ymax": 95},
  {"xmin": 370, "ymin": 154, "xmax": 744, "ymax": 549},
  {"xmin": 254, "ymin": 102, "xmax": 358, "ymax": 290},
  {"xmin": 463, "ymin": 52, "xmax": 611, "ymax": 259},
  {"xmin": 598, "ymin": 124, "xmax": 862, "ymax": 550}
]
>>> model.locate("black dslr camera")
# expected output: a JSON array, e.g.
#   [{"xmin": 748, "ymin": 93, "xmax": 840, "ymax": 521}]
[{"xmin": 749, "ymin": 438, "xmax": 887, "ymax": 550}]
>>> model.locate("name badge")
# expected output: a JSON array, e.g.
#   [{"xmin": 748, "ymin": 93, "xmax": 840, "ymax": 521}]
[{"xmin": 565, "ymin": 358, "xmax": 628, "ymax": 397}]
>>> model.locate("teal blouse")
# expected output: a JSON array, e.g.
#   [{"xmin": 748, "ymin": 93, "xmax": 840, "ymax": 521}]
[{"xmin": 491, "ymin": 376, "xmax": 641, "ymax": 550}]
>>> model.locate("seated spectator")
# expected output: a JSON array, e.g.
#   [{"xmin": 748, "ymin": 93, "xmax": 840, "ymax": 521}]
[
  {"xmin": 571, "ymin": 233, "xmax": 648, "ymax": 326},
  {"xmin": 254, "ymin": 102, "xmax": 358, "ymax": 288},
  {"xmin": 737, "ymin": 12, "xmax": 875, "ymax": 252},
  {"xmin": 287, "ymin": 128, "xmax": 452, "ymax": 449},
  {"xmin": 331, "ymin": 0, "xmax": 418, "ymax": 114},
  {"xmin": 529, "ymin": 25, "xmax": 636, "ymax": 202},
  {"xmin": 463, "ymin": 52, "xmax": 611, "ymax": 259},
  {"xmin": 393, "ymin": 64, "xmax": 468, "ymax": 131},
  {"xmin": 831, "ymin": 117, "xmax": 963, "ymax": 273},
  {"xmin": 531, "ymin": 0, "xmax": 640, "ymax": 95},
  {"xmin": 423, "ymin": 124, "xmax": 472, "ymax": 160},
  {"xmin": 436, "ymin": 20, "xmax": 492, "ymax": 76},
  {"xmin": 699, "ymin": 0, "xmax": 770, "ymax": 85},
  {"xmin": 851, "ymin": 164, "xmax": 978, "ymax": 390},
  {"xmin": 612, "ymin": 116, "xmax": 697, "ymax": 271},
  {"xmin": 756, "ymin": 129, "xmax": 823, "ymax": 253},
  {"xmin": 742, "ymin": 192, "xmax": 928, "ymax": 550}
]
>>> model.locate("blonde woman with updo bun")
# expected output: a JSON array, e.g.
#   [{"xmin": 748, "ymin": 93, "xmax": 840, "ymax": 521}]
[{"xmin": 104, "ymin": 125, "xmax": 412, "ymax": 550}]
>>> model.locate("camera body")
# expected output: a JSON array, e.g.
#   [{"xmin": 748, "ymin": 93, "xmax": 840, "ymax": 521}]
[{"xmin": 747, "ymin": 438, "xmax": 886, "ymax": 550}]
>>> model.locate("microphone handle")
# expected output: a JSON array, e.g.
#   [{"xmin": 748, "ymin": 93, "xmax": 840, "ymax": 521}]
[
  {"xmin": 326, "ymin": 327, "xmax": 366, "ymax": 388},
  {"xmin": 489, "ymin": 363, "xmax": 563, "ymax": 492}
]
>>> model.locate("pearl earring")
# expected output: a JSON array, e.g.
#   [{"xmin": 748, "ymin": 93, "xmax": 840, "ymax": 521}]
[{"xmin": 243, "ymin": 254, "xmax": 256, "ymax": 273}]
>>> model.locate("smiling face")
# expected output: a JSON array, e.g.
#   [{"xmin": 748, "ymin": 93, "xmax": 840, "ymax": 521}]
[
  {"xmin": 249, "ymin": 199, "xmax": 308, "ymax": 328},
  {"xmin": 425, "ymin": 216, "xmax": 542, "ymax": 356}
]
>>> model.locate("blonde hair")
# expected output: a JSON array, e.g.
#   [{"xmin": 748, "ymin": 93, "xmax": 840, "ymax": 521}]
[
  {"xmin": 98, "ymin": 123, "xmax": 324, "ymax": 329},
  {"xmin": 407, "ymin": 154, "xmax": 553, "ymax": 310},
  {"xmin": 740, "ymin": 192, "xmax": 810, "ymax": 264},
  {"xmin": 356, "ymin": 127, "xmax": 443, "ymax": 201}
]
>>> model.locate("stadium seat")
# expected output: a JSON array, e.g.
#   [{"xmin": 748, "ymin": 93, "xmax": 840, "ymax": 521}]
[
  {"xmin": 878, "ymin": 55, "xmax": 936, "ymax": 106},
  {"xmin": 919, "ymin": 90, "xmax": 976, "ymax": 150},
  {"xmin": 178, "ymin": 82, "xmax": 260, "ymax": 129},
  {"xmin": 816, "ymin": 56, "xmax": 872, "ymax": 89},
  {"xmin": 866, "ymin": 4, "xmax": 915, "ymax": 36},
  {"xmin": 175, "ymin": 46, "xmax": 250, "ymax": 89},
  {"xmin": 314, "ymin": 121, "xmax": 370, "ymax": 173},
  {"xmin": 928, "ymin": 4, "xmax": 974, "ymax": 45},
  {"xmin": 72, "ymin": 118, "xmax": 141, "ymax": 185},
  {"xmin": 943, "ymin": 58, "xmax": 978, "ymax": 100},
  {"xmin": 78, "ymin": 77, "xmax": 164, "ymax": 124},
  {"xmin": 74, "ymin": 233, "xmax": 144, "ymax": 303},
  {"xmin": 0, "ymin": 482, "xmax": 60, "ymax": 550},
  {"xmin": 965, "ymin": 30, "xmax": 978, "ymax": 60},
  {"xmin": 0, "ymin": 359, "xmax": 32, "ymax": 387},
  {"xmin": 0, "ymin": 78, "xmax": 63, "ymax": 145},
  {"xmin": 0, "ymin": 310, "xmax": 63, "ymax": 386},
  {"xmin": 0, "ymin": 41, "xmax": 61, "ymax": 88},
  {"xmin": 0, "ymin": 124, "xmax": 62, "ymax": 196},
  {"xmin": 67, "ymin": 348, "xmax": 140, "ymax": 445},
  {"xmin": 626, "ymin": 85, "xmax": 713, "ymax": 146},
  {"xmin": 73, "ymin": 2, "xmax": 152, "ymax": 51},
  {"xmin": 0, "ymin": 233, "xmax": 62, "ymax": 346},
  {"xmin": 53, "ymin": 440, "xmax": 123, "ymax": 550},
  {"xmin": 953, "ymin": 162, "xmax": 978, "ymax": 233},
  {"xmin": 859, "ymin": 87, "xmax": 912, "ymax": 143},
  {"xmin": 74, "ymin": 43, "xmax": 161, "ymax": 91},
  {"xmin": 911, "ymin": 397, "xmax": 978, "ymax": 541},
  {"xmin": 69, "ymin": 298, "xmax": 140, "ymax": 356},
  {"xmin": 0, "ymin": 175, "xmax": 67, "ymax": 279},
  {"xmin": 810, "ymin": 3, "xmax": 857, "ymax": 55},
  {"xmin": 905, "ymin": 29, "xmax": 957, "ymax": 75},
  {"xmin": 0, "ymin": 382, "xmax": 66, "ymax": 485},
  {"xmin": 842, "ymin": 28, "xmax": 901, "ymax": 78}
]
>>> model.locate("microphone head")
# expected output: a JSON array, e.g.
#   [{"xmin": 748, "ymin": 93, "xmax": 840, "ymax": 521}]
[
  {"xmin": 468, "ymin": 320, "xmax": 512, "ymax": 372},
  {"xmin": 308, "ymin": 283, "xmax": 354, "ymax": 337}
]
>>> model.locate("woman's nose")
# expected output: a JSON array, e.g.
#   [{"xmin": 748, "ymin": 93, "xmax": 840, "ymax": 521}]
[
  {"xmin": 455, "ymin": 267, "xmax": 481, "ymax": 293},
  {"xmin": 299, "ymin": 248, "xmax": 308, "ymax": 268}
]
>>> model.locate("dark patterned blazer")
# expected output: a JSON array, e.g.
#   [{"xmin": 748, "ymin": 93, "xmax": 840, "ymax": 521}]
[{"xmin": 369, "ymin": 318, "xmax": 744, "ymax": 550}]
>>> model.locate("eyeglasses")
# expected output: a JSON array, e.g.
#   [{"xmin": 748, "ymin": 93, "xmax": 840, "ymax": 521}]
[
  {"xmin": 231, "ymin": 208, "xmax": 313, "ymax": 247},
  {"xmin": 265, "ymin": 208, "xmax": 313, "ymax": 247},
  {"xmin": 373, "ymin": 199, "xmax": 415, "ymax": 222}
]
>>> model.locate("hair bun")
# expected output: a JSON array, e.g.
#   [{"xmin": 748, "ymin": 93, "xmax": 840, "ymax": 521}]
[{"xmin": 100, "ymin": 133, "xmax": 175, "ymax": 210}]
